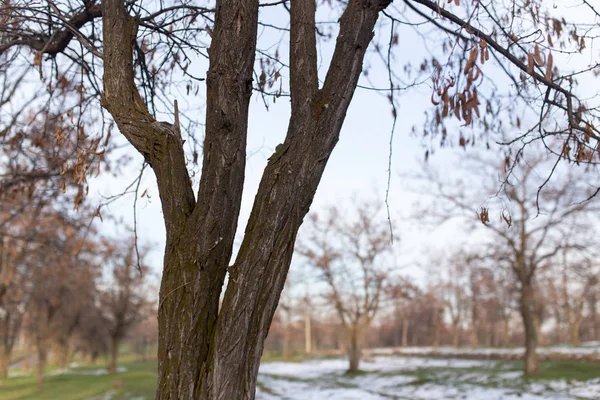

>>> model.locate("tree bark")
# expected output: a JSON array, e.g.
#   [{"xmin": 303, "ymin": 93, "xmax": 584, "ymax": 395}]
[
  {"xmin": 520, "ymin": 282, "xmax": 539, "ymax": 374},
  {"xmin": 101, "ymin": 0, "xmax": 391, "ymax": 398},
  {"xmin": 109, "ymin": 336, "xmax": 120, "ymax": 374}
]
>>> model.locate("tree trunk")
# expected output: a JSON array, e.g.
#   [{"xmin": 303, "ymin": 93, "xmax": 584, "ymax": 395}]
[
  {"xmin": 91, "ymin": 351, "xmax": 98, "ymax": 365},
  {"xmin": 282, "ymin": 319, "xmax": 291, "ymax": 360},
  {"xmin": 58, "ymin": 339, "xmax": 71, "ymax": 370},
  {"xmin": 401, "ymin": 317, "xmax": 409, "ymax": 348},
  {"xmin": 346, "ymin": 326, "xmax": 362, "ymax": 373},
  {"xmin": 520, "ymin": 282, "xmax": 539, "ymax": 374},
  {"xmin": 0, "ymin": 350, "xmax": 9, "ymax": 379},
  {"xmin": 590, "ymin": 292, "xmax": 599, "ymax": 341},
  {"xmin": 36, "ymin": 341, "xmax": 47, "ymax": 387},
  {"xmin": 503, "ymin": 318, "xmax": 510, "ymax": 346},
  {"xmin": 535, "ymin": 317, "xmax": 544, "ymax": 346},
  {"xmin": 452, "ymin": 323, "xmax": 460, "ymax": 348},
  {"xmin": 470, "ymin": 325, "xmax": 479, "ymax": 348},
  {"xmin": 570, "ymin": 320, "xmax": 582, "ymax": 346},
  {"xmin": 109, "ymin": 336, "xmax": 120, "ymax": 374},
  {"xmin": 101, "ymin": 0, "xmax": 390, "ymax": 398},
  {"xmin": 304, "ymin": 309, "xmax": 312, "ymax": 354},
  {"xmin": 432, "ymin": 314, "xmax": 440, "ymax": 352}
]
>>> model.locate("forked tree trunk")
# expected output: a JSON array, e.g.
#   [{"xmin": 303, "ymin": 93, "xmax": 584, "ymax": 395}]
[
  {"xmin": 101, "ymin": 0, "xmax": 390, "ymax": 398},
  {"xmin": 109, "ymin": 336, "xmax": 120, "ymax": 374},
  {"xmin": 520, "ymin": 282, "xmax": 539, "ymax": 374}
]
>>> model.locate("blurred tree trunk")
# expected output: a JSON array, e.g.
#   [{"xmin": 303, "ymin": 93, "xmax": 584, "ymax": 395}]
[
  {"xmin": 35, "ymin": 335, "xmax": 47, "ymax": 387},
  {"xmin": 346, "ymin": 324, "xmax": 363, "ymax": 372},
  {"xmin": 402, "ymin": 317, "xmax": 409, "ymax": 348},
  {"xmin": 451, "ymin": 322, "xmax": 460, "ymax": 348},
  {"xmin": 432, "ymin": 307, "xmax": 441, "ymax": 351},
  {"xmin": 520, "ymin": 282, "xmax": 539, "ymax": 373},
  {"xmin": 0, "ymin": 349, "xmax": 9, "ymax": 379},
  {"xmin": 282, "ymin": 319, "xmax": 291, "ymax": 360},
  {"xmin": 589, "ymin": 291, "xmax": 598, "ymax": 341},
  {"xmin": 570, "ymin": 317, "xmax": 582, "ymax": 346},
  {"xmin": 109, "ymin": 336, "xmax": 120, "ymax": 374},
  {"xmin": 304, "ymin": 309, "xmax": 312, "ymax": 354},
  {"xmin": 534, "ymin": 317, "xmax": 543, "ymax": 346},
  {"xmin": 503, "ymin": 319, "xmax": 510, "ymax": 347}
]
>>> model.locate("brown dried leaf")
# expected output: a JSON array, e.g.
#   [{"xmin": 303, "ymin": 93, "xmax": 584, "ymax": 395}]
[
  {"xmin": 527, "ymin": 53, "xmax": 534, "ymax": 74},
  {"xmin": 545, "ymin": 53, "xmax": 553, "ymax": 80}
]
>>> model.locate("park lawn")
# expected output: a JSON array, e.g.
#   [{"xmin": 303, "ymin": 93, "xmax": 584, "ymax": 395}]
[
  {"xmin": 3, "ymin": 354, "xmax": 600, "ymax": 400},
  {"xmin": 257, "ymin": 356, "xmax": 600, "ymax": 399},
  {"xmin": 0, "ymin": 356, "xmax": 157, "ymax": 400}
]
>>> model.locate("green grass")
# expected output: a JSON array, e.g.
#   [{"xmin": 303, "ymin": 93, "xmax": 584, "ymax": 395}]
[
  {"xmin": 0, "ymin": 356, "xmax": 157, "ymax": 400},
  {"xmin": 528, "ymin": 360, "xmax": 600, "ymax": 381}
]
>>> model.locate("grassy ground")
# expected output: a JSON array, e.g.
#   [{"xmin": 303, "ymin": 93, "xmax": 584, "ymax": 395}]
[
  {"xmin": 2, "ymin": 353, "xmax": 600, "ymax": 400},
  {"xmin": 257, "ymin": 356, "xmax": 600, "ymax": 399},
  {"xmin": 0, "ymin": 354, "xmax": 157, "ymax": 400}
]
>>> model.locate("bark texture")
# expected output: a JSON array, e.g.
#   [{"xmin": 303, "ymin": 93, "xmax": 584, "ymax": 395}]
[{"xmin": 100, "ymin": 0, "xmax": 393, "ymax": 398}]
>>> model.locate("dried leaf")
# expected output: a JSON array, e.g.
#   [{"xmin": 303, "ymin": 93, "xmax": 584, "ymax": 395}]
[
  {"xmin": 527, "ymin": 53, "xmax": 534, "ymax": 74},
  {"xmin": 545, "ymin": 52, "xmax": 553, "ymax": 80}
]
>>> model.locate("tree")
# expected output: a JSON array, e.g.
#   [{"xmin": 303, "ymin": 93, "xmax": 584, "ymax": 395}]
[
  {"xmin": 438, "ymin": 251, "xmax": 471, "ymax": 348},
  {"xmin": 101, "ymin": 240, "xmax": 152, "ymax": 374},
  {"xmin": 3, "ymin": 0, "xmax": 600, "ymax": 396},
  {"xmin": 418, "ymin": 156, "xmax": 597, "ymax": 373},
  {"xmin": 299, "ymin": 202, "xmax": 394, "ymax": 371},
  {"xmin": 25, "ymin": 213, "xmax": 98, "ymax": 386},
  {"xmin": 557, "ymin": 250, "xmax": 598, "ymax": 346}
]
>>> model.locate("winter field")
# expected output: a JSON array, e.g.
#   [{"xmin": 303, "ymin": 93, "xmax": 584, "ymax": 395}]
[
  {"xmin": 3, "ymin": 347, "xmax": 600, "ymax": 399},
  {"xmin": 258, "ymin": 355, "xmax": 600, "ymax": 400}
]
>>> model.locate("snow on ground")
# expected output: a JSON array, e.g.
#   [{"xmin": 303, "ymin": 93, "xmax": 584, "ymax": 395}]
[
  {"xmin": 367, "ymin": 343, "xmax": 600, "ymax": 358},
  {"xmin": 257, "ymin": 355, "xmax": 600, "ymax": 399}
]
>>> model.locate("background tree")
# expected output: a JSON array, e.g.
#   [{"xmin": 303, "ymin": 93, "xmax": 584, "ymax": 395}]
[
  {"xmin": 416, "ymin": 155, "xmax": 598, "ymax": 373},
  {"xmin": 101, "ymin": 240, "xmax": 152, "ymax": 374},
  {"xmin": 299, "ymin": 201, "xmax": 394, "ymax": 372}
]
